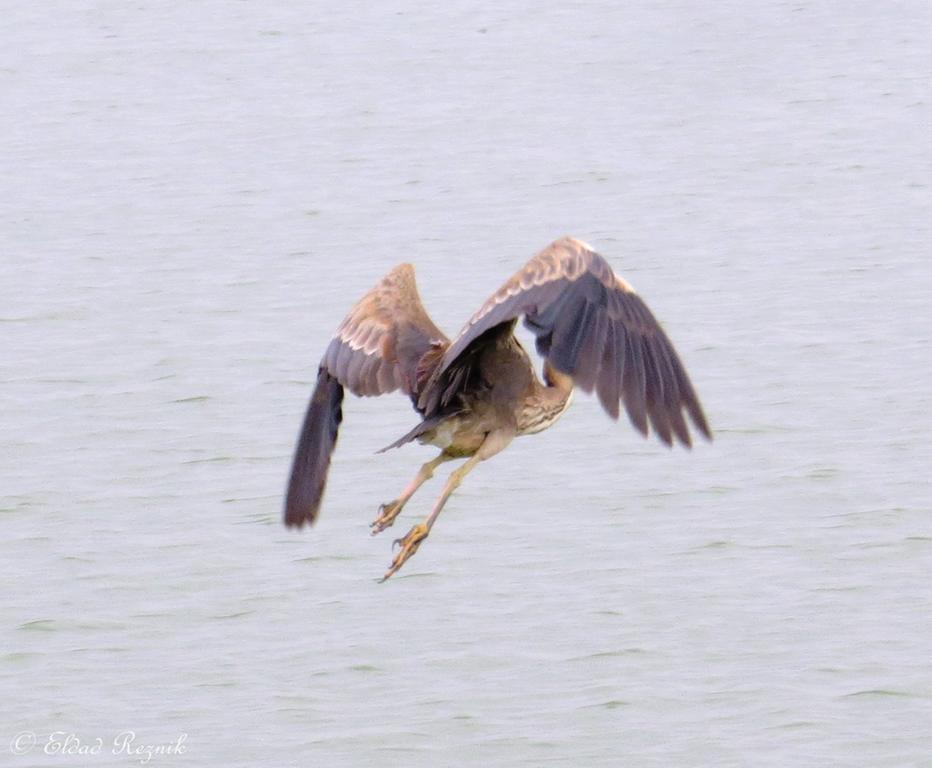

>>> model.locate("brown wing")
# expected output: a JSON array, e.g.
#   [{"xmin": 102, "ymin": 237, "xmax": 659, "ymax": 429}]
[
  {"xmin": 322, "ymin": 263, "xmax": 448, "ymax": 400},
  {"xmin": 418, "ymin": 237, "xmax": 711, "ymax": 447},
  {"xmin": 285, "ymin": 264, "xmax": 447, "ymax": 528}
]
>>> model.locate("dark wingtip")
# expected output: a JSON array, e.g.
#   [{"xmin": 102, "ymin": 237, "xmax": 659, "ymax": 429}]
[
  {"xmin": 283, "ymin": 517, "xmax": 313, "ymax": 529},
  {"xmin": 690, "ymin": 404, "xmax": 713, "ymax": 443},
  {"xmin": 672, "ymin": 416, "xmax": 693, "ymax": 449},
  {"xmin": 627, "ymin": 409, "xmax": 649, "ymax": 438},
  {"xmin": 285, "ymin": 496, "xmax": 318, "ymax": 530},
  {"xmin": 283, "ymin": 369, "xmax": 344, "ymax": 529},
  {"xmin": 671, "ymin": 408, "xmax": 710, "ymax": 449}
]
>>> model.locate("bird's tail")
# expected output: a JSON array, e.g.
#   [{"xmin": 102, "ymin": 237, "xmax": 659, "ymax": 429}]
[
  {"xmin": 376, "ymin": 414, "xmax": 447, "ymax": 454},
  {"xmin": 284, "ymin": 368, "xmax": 344, "ymax": 527}
]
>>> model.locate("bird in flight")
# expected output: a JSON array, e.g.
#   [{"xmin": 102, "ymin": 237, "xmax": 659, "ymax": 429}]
[{"xmin": 284, "ymin": 237, "xmax": 711, "ymax": 580}]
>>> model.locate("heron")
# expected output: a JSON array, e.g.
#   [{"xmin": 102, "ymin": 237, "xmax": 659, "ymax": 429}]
[{"xmin": 284, "ymin": 236, "xmax": 711, "ymax": 580}]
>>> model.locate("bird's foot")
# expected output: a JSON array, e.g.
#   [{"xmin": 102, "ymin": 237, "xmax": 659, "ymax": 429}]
[
  {"xmin": 370, "ymin": 500, "xmax": 404, "ymax": 535},
  {"xmin": 379, "ymin": 523, "xmax": 429, "ymax": 582}
]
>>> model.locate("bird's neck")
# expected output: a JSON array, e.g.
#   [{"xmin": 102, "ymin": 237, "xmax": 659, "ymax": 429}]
[
  {"xmin": 517, "ymin": 362, "xmax": 574, "ymax": 435},
  {"xmin": 542, "ymin": 361, "xmax": 574, "ymax": 396}
]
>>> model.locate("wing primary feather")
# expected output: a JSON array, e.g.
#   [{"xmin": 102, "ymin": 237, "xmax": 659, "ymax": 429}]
[
  {"xmin": 652, "ymin": 338, "xmax": 691, "ymax": 446},
  {"xmin": 574, "ymin": 306, "xmax": 608, "ymax": 392},
  {"xmin": 642, "ymin": 337, "xmax": 665, "ymax": 407},
  {"xmin": 595, "ymin": 321, "xmax": 621, "ymax": 419},
  {"xmin": 284, "ymin": 368, "xmax": 344, "ymax": 528},
  {"xmin": 643, "ymin": 343, "xmax": 673, "ymax": 446},
  {"xmin": 613, "ymin": 318, "xmax": 629, "ymax": 394},
  {"xmin": 622, "ymin": 333, "xmax": 649, "ymax": 436},
  {"xmin": 680, "ymin": 367, "xmax": 712, "ymax": 440},
  {"xmin": 664, "ymin": 344, "xmax": 710, "ymax": 440},
  {"xmin": 669, "ymin": 398, "xmax": 692, "ymax": 447}
]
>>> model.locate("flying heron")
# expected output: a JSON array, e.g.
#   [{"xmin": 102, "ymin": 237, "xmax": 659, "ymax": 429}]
[{"xmin": 284, "ymin": 236, "xmax": 711, "ymax": 580}]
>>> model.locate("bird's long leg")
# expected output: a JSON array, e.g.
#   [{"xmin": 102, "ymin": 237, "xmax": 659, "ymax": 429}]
[
  {"xmin": 380, "ymin": 430, "xmax": 513, "ymax": 582},
  {"xmin": 370, "ymin": 453, "xmax": 451, "ymax": 535}
]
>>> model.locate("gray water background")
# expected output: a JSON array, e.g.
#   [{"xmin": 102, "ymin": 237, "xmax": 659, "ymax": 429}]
[{"xmin": 3, "ymin": 2, "xmax": 931, "ymax": 766}]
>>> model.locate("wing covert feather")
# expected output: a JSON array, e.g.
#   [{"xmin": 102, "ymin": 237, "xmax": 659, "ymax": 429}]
[{"xmin": 323, "ymin": 263, "xmax": 448, "ymax": 401}]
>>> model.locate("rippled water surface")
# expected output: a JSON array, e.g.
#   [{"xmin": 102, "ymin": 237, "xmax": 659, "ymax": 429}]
[{"xmin": 4, "ymin": 2, "xmax": 932, "ymax": 766}]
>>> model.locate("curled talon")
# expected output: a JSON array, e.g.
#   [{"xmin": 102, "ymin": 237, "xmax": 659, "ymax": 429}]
[
  {"xmin": 381, "ymin": 523, "xmax": 429, "ymax": 581},
  {"xmin": 370, "ymin": 500, "xmax": 403, "ymax": 535}
]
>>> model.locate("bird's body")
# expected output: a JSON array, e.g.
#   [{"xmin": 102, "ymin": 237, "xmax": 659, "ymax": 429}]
[
  {"xmin": 285, "ymin": 237, "xmax": 711, "ymax": 580},
  {"xmin": 400, "ymin": 326, "xmax": 571, "ymax": 456}
]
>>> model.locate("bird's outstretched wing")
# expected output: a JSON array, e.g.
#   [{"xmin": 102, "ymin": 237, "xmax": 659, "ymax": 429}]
[
  {"xmin": 285, "ymin": 264, "xmax": 447, "ymax": 528},
  {"xmin": 418, "ymin": 237, "xmax": 710, "ymax": 447}
]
